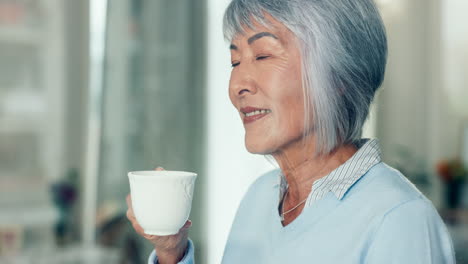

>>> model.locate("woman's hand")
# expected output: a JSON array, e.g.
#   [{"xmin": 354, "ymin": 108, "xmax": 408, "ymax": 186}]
[{"xmin": 126, "ymin": 167, "xmax": 192, "ymax": 264}]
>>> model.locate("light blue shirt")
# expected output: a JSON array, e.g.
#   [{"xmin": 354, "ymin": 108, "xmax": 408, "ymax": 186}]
[{"xmin": 149, "ymin": 139, "xmax": 455, "ymax": 263}]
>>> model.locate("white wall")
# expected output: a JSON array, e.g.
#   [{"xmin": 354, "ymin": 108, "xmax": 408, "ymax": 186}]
[{"xmin": 205, "ymin": 1, "xmax": 275, "ymax": 263}]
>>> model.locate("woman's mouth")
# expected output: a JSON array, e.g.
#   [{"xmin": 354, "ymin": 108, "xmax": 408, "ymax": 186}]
[{"xmin": 241, "ymin": 108, "xmax": 272, "ymax": 124}]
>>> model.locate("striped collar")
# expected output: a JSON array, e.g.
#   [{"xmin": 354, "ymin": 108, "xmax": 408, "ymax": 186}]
[{"xmin": 275, "ymin": 138, "xmax": 382, "ymax": 207}]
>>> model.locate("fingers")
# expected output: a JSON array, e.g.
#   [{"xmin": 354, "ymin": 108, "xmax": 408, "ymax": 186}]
[
  {"xmin": 133, "ymin": 221, "xmax": 146, "ymax": 236},
  {"xmin": 126, "ymin": 194, "xmax": 133, "ymax": 219},
  {"xmin": 126, "ymin": 207, "xmax": 134, "ymax": 221},
  {"xmin": 127, "ymin": 166, "xmax": 189, "ymax": 245},
  {"xmin": 176, "ymin": 220, "xmax": 192, "ymax": 234},
  {"xmin": 126, "ymin": 206, "xmax": 147, "ymax": 238},
  {"xmin": 126, "ymin": 194, "xmax": 138, "ymax": 230},
  {"xmin": 132, "ymin": 221, "xmax": 151, "ymax": 239},
  {"xmin": 126, "ymin": 194, "xmax": 132, "ymax": 209},
  {"xmin": 182, "ymin": 220, "xmax": 192, "ymax": 229}
]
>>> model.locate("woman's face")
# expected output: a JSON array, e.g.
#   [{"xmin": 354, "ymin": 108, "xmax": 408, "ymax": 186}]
[{"xmin": 229, "ymin": 16, "xmax": 306, "ymax": 154}]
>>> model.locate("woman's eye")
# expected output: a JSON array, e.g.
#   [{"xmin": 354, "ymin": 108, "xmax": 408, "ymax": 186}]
[
  {"xmin": 256, "ymin": 55, "xmax": 270, "ymax": 60},
  {"xmin": 231, "ymin": 56, "xmax": 269, "ymax": 67}
]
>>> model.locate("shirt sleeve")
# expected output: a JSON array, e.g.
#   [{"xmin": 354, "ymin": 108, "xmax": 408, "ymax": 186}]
[
  {"xmin": 148, "ymin": 238, "xmax": 195, "ymax": 264},
  {"xmin": 364, "ymin": 198, "xmax": 455, "ymax": 264}
]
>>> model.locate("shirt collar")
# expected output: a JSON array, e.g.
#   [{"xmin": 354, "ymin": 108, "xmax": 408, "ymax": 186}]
[
  {"xmin": 310, "ymin": 138, "xmax": 381, "ymax": 201},
  {"xmin": 274, "ymin": 138, "xmax": 382, "ymax": 203}
]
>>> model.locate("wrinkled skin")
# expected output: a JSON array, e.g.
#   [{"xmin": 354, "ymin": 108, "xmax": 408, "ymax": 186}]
[{"xmin": 228, "ymin": 15, "xmax": 307, "ymax": 155}]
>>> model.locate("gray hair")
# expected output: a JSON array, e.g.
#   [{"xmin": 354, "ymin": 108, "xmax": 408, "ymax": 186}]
[{"xmin": 223, "ymin": 0, "xmax": 387, "ymax": 155}]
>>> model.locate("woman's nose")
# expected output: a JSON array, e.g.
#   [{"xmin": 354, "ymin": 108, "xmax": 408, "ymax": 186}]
[
  {"xmin": 233, "ymin": 82, "xmax": 255, "ymax": 96},
  {"xmin": 230, "ymin": 69, "xmax": 257, "ymax": 97}
]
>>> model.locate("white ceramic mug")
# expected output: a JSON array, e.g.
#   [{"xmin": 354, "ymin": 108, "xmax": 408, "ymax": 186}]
[{"xmin": 128, "ymin": 170, "xmax": 197, "ymax": 235}]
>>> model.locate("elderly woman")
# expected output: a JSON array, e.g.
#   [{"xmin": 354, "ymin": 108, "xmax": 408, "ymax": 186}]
[{"xmin": 126, "ymin": 0, "xmax": 455, "ymax": 263}]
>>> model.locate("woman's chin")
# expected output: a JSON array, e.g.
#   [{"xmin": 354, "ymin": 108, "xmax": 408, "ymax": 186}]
[{"xmin": 245, "ymin": 141, "xmax": 274, "ymax": 155}]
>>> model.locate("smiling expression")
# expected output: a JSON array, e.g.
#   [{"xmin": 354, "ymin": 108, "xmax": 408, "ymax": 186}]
[{"xmin": 228, "ymin": 15, "xmax": 308, "ymax": 154}]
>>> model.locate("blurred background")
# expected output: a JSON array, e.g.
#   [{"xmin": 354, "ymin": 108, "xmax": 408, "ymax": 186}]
[{"xmin": 0, "ymin": 0, "xmax": 466, "ymax": 263}]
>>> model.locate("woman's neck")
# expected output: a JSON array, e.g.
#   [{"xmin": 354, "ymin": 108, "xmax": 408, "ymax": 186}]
[{"xmin": 273, "ymin": 137, "xmax": 358, "ymax": 202}]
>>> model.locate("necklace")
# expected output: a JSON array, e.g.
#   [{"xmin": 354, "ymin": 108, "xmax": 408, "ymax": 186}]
[
  {"xmin": 280, "ymin": 187, "xmax": 308, "ymax": 221},
  {"xmin": 279, "ymin": 158, "xmax": 330, "ymax": 222}
]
